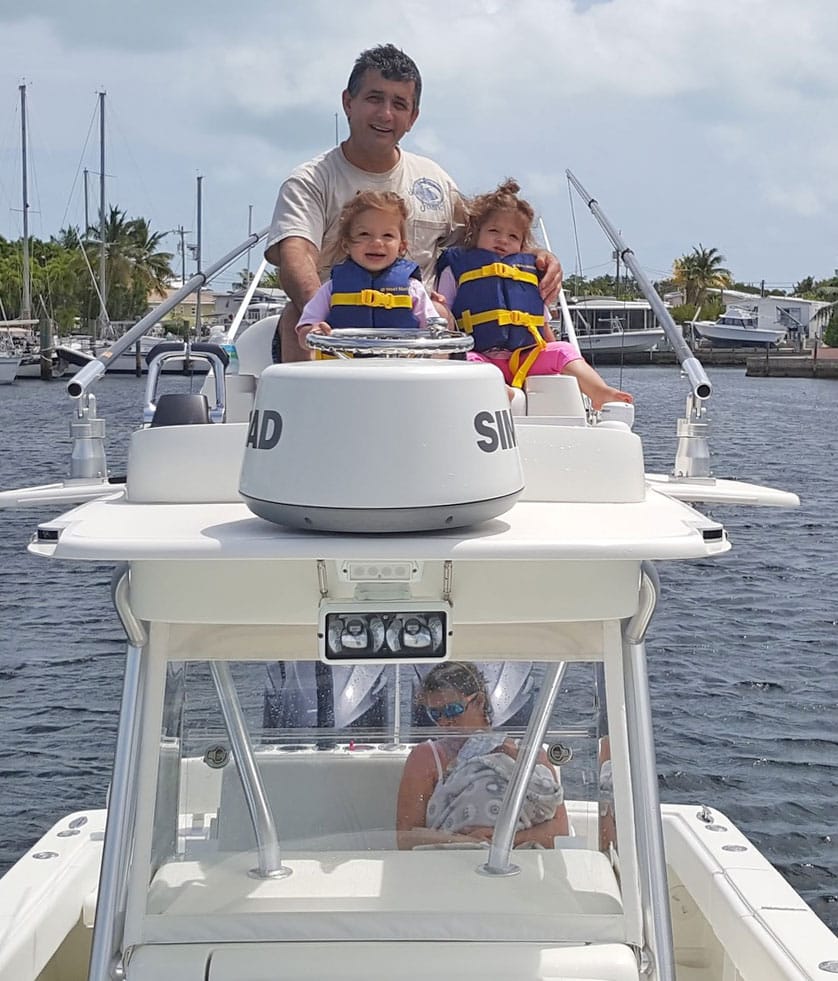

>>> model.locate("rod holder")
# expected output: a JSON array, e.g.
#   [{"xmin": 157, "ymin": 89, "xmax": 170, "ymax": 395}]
[
  {"xmin": 673, "ymin": 393, "xmax": 711, "ymax": 478},
  {"xmin": 69, "ymin": 393, "xmax": 108, "ymax": 481}
]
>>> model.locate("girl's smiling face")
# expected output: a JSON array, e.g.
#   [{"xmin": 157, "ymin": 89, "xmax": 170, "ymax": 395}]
[
  {"xmin": 345, "ymin": 207, "xmax": 406, "ymax": 271},
  {"xmin": 475, "ymin": 210, "xmax": 527, "ymax": 258}
]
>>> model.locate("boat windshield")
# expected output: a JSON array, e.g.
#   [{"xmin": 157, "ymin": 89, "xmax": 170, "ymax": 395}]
[
  {"xmin": 719, "ymin": 306, "xmax": 758, "ymax": 326},
  {"xmin": 142, "ymin": 658, "xmax": 624, "ymax": 946}
]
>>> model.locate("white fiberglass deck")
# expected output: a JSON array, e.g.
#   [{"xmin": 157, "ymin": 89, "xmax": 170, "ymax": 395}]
[{"xmin": 31, "ymin": 490, "xmax": 728, "ymax": 563}]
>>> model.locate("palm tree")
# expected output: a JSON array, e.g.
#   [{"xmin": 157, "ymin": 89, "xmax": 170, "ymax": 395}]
[
  {"xmin": 260, "ymin": 267, "xmax": 283, "ymax": 290},
  {"xmin": 85, "ymin": 206, "xmax": 174, "ymax": 321},
  {"xmin": 672, "ymin": 244, "xmax": 731, "ymax": 308},
  {"xmin": 232, "ymin": 268, "xmax": 255, "ymax": 291}
]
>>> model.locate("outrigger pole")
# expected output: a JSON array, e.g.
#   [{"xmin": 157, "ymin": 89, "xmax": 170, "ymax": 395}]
[
  {"xmin": 68, "ymin": 227, "xmax": 270, "ymax": 400},
  {"xmin": 565, "ymin": 170, "xmax": 711, "ymax": 404},
  {"xmin": 565, "ymin": 171, "xmax": 713, "ymax": 478}
]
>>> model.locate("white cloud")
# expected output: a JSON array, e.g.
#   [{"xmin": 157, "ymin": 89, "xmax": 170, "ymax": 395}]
[{"xmin": 1, "ymin": 0, "xmax": 838, "ymax": 284}]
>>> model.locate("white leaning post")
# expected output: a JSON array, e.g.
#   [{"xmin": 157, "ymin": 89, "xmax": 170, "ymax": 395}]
[
  {"xmin": 88, "ymin": 569, "xmax": 147, "ymax": 981},
  {"xmin": 622, "ymin": 562, "xmax": 675, "ymax": 981}
]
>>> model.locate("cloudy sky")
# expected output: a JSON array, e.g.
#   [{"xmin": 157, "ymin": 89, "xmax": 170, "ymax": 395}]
[{"xmin": 1, "ymin": 0, "xmax": 836, "ymax": 293}]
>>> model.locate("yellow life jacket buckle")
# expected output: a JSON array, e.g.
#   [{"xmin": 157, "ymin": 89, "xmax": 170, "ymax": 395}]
[
  {"xmin": 487, "ymin": 261, "xmax": 513, "ymax": 279},
  {"xmin": 360, "ymin": 289, "xmax": 394, "ymax": 309}
]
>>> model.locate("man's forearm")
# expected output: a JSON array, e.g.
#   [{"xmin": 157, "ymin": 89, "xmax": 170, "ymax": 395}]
[{"xmin": 275, "ymin": 237, "xmax": 323, "ymax": 311}]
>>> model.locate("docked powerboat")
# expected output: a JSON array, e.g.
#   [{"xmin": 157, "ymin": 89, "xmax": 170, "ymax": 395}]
[
  {"xmin": 561, "ymin": 297, "xmax": 666, "ymax": 356},
  {"xmin": 691, "ymin": 307, "xmax": 787, "ymax": 348},
  {"xmin": 59, "ymin": 333, "xmax": 210, "ymax": 375},
  {"xmin": 0, "ymin": 175, "xmax": 835, "ymax": 981}
]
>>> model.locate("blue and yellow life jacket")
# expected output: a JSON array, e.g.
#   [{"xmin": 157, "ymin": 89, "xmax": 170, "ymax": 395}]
[
  {"xmin": 327, "ymin": 257, "xmax": 421, "ymax": 330},
  {"xmin": 436, "ymin": 247, "xmax": 547, "ymax": 387}
]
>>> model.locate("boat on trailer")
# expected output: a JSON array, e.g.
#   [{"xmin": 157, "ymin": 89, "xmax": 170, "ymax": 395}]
[
  {"xmin": 691, "ymin": 306, "xmax": 787, "ymax": 348},
  {"xmin": 0, "ymin": 174, "xmax": 836, "ymax": 981}
]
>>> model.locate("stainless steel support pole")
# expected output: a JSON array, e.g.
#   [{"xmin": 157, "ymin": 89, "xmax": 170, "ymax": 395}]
[
  {"xmin": 623, "ymin": 562, "xmax": 676, "ymax": 981},
  {"xmin": 67, "ymin": 227, "xmax": 269, "ymax": 399},
  {"xmin": 88, "ymin": 569, "xmax": 147, "ymax": 981},
  {"xmin": 209, "ymin": 662, "xmax": 289, "ymax": 879},
  {"xmin": 566, "ymin": 170, "xmax": 712, "ymax": 403},
  {"xmin": 480, "ymin": 661, "xmax": 567, "ymax": 875}
]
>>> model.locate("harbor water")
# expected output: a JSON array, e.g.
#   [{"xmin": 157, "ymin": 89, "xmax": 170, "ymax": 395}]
[{"xmin": 0, "ymin": 367, "xmax": 835, "ymax": 933}]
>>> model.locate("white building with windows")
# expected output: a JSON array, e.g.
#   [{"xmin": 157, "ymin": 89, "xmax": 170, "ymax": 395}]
[{"xmin": 214, "ymin": 287, "xmax": 289, "ymax": 325}]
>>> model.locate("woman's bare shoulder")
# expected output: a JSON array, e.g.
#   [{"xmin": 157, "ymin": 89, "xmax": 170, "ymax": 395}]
[{"xmin": 403, "ymin": 739, "xmax": 437, "ymax": 773}]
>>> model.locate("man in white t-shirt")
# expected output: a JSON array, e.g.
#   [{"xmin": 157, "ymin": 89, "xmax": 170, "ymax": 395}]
[{"xmin": 265, "ymin": 44, "xmax": 560, "ymax": 363}]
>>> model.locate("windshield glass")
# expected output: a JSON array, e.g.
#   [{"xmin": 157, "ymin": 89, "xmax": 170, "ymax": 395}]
[{"xmin": 145, "ymin": 657, "xmax": 622, "ymax": 945}]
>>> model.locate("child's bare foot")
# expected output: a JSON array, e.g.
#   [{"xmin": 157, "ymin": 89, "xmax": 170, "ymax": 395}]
[{"xmin": 589, "ymin": 385, "xmax": 633, "ymax": 411}]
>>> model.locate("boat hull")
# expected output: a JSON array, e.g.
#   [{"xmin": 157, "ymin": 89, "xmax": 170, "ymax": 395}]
[
  {"xmin": 0, "ymin": 356, "xmax": 21, "ymax": 384},
  {"xmin": 57, "ymin": 344, "xmax": 209, "ymax": 375},
  {"xmin": 13, "ymin": 353, "xmax": 77, "ymax": 379},
  {"xmin": 693, "ymin": 322, "xmax": 786, "ymax": 347},
  {"xmin": 574, "ymin": 328, "xmax": 665, "ymax": 354}
]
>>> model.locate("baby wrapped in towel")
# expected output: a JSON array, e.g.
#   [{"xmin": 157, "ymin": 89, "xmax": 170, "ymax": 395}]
[
  {"xmin": 425, "ymin": 732, "xmax": 563, "ymax": 839},
  {"xmin": 396, "ymin": 662, "xmax": 569, "ymax": 850}
]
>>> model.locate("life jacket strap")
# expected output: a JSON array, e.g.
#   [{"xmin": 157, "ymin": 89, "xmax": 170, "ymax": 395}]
[
  {"xmin": 331, "ymin": 289, "xmax": 412, "ymax": 311},
  {"xmin": 508, "ymin": 341, "xmax": 546, "ymax": 388},
  {"xmin": 457, "ymin": 261, "xmax": 539, "ymax": 287},
  {"xmin": 457, "ymin": 308, "xmax": 545, "ymax": 334}
]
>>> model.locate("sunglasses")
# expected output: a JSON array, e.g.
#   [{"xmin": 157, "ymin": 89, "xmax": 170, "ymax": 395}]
[{"xmin": 423, "ymin": 694, "xmax": 476, "ymax": 725}]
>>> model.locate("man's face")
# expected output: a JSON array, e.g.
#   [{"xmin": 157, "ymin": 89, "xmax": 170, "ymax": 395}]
[{"xmin": 342, "ymin": 70, "xmax": 419, "ymax": 155}]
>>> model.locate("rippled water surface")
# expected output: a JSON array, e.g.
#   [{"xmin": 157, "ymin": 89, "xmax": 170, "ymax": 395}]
[{"xmin": 0, "ymin": 367, "xmax": 835, "ymax": 931}]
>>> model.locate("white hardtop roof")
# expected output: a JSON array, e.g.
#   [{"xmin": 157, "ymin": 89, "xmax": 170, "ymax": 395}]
[
  {"xmin": 31, "ymin": 489, "xmax": 728, "ymax": 563},
  {"xmin": 566, "ymin": 296, "xmax": 654, "ymax": 310}
]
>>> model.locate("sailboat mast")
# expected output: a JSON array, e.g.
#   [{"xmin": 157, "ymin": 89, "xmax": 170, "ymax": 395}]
[
  {"xmin": 195, "ymin": 174, "xmax": 203, "ymax": 336},
  {"xmin": 19, "ymin": 84, "xmax": 31, "ymax": 322},
  {"xmin": 97, "ymin": 90, "xmax": 107, "ymax": 346},
  {"xmin": 83, "ymin": 168, "xmax": 89, "ymax": 237}
]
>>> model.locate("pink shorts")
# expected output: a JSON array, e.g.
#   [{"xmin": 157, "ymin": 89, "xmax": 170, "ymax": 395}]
[{"xmin": 466, "ymin": 341, "xmax": 582, "ymax": 385}]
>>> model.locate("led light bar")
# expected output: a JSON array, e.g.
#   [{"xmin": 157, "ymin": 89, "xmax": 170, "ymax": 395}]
[{"xmin": 318, "ymin": 600, "xmax": 451, "ymax": 665}]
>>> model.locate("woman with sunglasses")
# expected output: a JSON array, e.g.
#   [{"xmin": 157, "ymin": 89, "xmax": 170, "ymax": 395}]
[{"xmin": 396, "ymin": 662, "xmax": 569, "ymax": 849}]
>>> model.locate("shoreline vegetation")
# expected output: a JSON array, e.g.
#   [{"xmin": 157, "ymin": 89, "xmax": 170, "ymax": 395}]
[{"xmin": 2, "ymin": 223, "xmax": 837, "ymax": 347}]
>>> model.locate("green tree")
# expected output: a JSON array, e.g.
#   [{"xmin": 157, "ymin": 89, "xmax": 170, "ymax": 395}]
[
  {"xmin": 84, "ymin": 206, "xmax": 174, "ymax": 322},
  {"xmin": 792, "ymin": 275, "xmax": 838, "ymax": 302},
  {"xmin": 232, "ymin": 268, "xmax": 254, "ymax": 291},
  {"xmin": 260, "ymin": 267, "xmax": 283, "ymax": 290},
  {"xmin": 669, "ymin": 299, "xmax": 724, "ymax": 325},
  {"xmin": 672, "ymin": 244, "xmax": 731, "ymax": 307},
  {"xmin": 0, "ymin": 211, "xmax": 174, "ymax": 332}
]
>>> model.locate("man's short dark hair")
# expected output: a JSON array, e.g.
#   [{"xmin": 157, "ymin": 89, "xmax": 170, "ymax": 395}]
[{"xmin": 346, "ymin": 44, "xmax": 422, "ymax": 109}]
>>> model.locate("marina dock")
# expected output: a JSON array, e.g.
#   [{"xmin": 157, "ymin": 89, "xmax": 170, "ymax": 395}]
[{"xmin": 585, "ymin": 345, "xmax": 838, "ymax": 378}]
